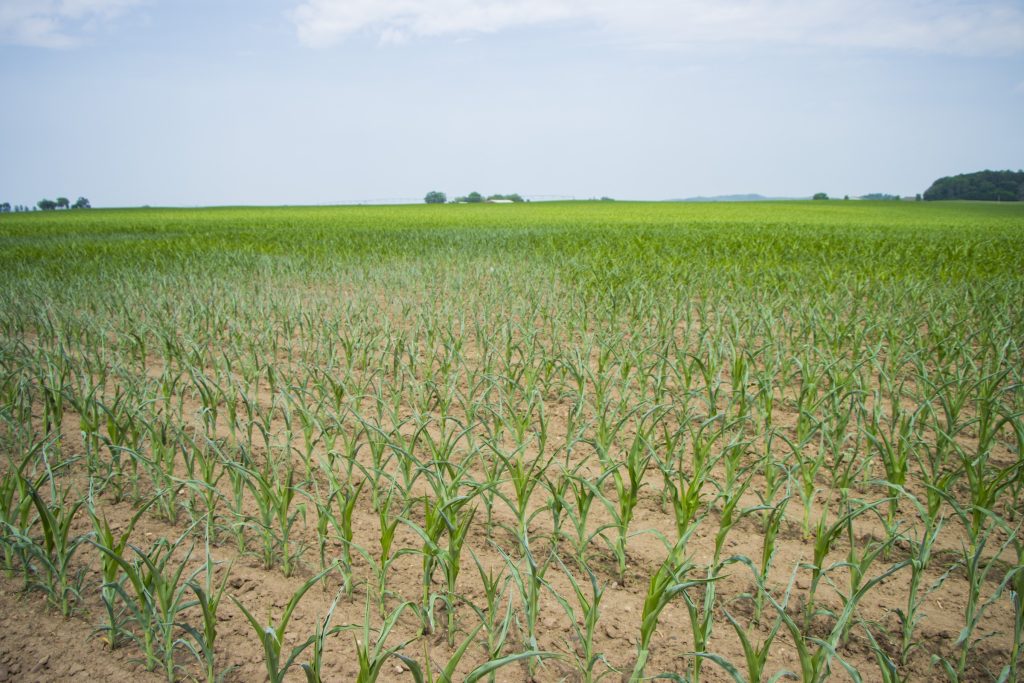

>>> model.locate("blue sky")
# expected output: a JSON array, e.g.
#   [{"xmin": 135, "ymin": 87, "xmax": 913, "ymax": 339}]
[{"xmin": 1, "ymin": 0, "xmax": 1022, "ymax": 207}]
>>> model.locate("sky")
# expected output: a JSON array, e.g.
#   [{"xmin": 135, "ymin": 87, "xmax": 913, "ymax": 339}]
[{"xmin": 1, "ymin": 1, "xmax": 1022, "ymax": 207}]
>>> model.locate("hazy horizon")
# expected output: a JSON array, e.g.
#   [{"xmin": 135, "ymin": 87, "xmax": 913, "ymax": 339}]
[{"xmin": 2, "ymin": 1, "xmax": 1022, "ymax": 208}]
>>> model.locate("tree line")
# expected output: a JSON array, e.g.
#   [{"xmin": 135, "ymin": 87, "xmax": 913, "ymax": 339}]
[
  {"xmin": 0, "ymin": 197, "xmax": 92, "ymax": 212},
  {"xmin": 923, "ymin": 170, "xmax": 1024, "ymax": 201},
  {"xmin": 425, "ymin": 191, "xmax": 525, "ymax": 204}
]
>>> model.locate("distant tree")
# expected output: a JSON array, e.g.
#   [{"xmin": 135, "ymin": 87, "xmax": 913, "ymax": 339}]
[
  {"xmin": 56, "ymin": 196, "xmax": 70, "ymax": 209},
  {"xmin": 37, "ymin": 199, "xmax": 57, "ymax": 211},
  {"xmin": 844, "ymin": 195, "xmax": 850, "ymax": 200},
  {"xmin": 0, "ymin": 202, "xmax": 10, "ymax": 212},
  {"xmin": 424, "ymin": 191, "xmax": 447, "ymax": 204},
  {"xmin": 862, "ymin": 193, "xmax": 900, "ymax": 201},
  {"xmin": 72, "ymin": 197, "xmax": 91, "ymax": 209},
  {"xmin": 486, "ymin": 193, "xmax": 524, "ymax": 203},
  {"xmin": 600, "ymin": 196, "xmax": 615, "ymax": 201},
  {"xmin": 923, "ymin": 170, "xmax": 1024, "ymax": 201},
  {"xmin": 915, "ymin": 193, "xmax": 922, "ymax": 201},
  {"xmin": 812, "ymin": 192, "xmax": 829, "ymax": 200}
]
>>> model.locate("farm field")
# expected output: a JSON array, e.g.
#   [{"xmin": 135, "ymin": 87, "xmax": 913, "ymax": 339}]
[{"xmin": 0, "ymin": 200, "xmax": 1022, "ymax": 682}]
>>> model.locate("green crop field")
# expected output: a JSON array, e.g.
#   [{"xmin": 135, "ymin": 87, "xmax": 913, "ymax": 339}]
[{"xmin": 0, "ymin": 200, "xmax": 1022, "ymax": 682}]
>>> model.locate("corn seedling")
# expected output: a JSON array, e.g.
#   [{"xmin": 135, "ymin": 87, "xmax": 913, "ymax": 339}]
[
  {"xmin": 545, "ymin": 554, "xmax": 611, "ymax": 683},
  {"xmin": 181, "ymin": 536, "xmax": 234, "ymax": 683},
  {"xmin": 630, "ymin": 538, "xmax": 704, "ymax": 683},
  {"xmin": 230, "ymin": 565, "xmax": 334, "ymax": 683},
  {"xmin": 95, "ymin": 528, "xmax": 202, "ymax": 681},
  {"xmin": 89, "ymin": 492, "xmax": 160, "ymax": 648}
]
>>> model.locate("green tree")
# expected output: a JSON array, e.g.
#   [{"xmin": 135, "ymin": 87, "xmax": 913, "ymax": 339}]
[
  {"xmin": 37, "ymin": 198, "xmax": 57, "ymax": 211},
  {"xmin": 812, "ymin": 192, "xmax": 829, "ymax": 200},
  {"xmin": 466, "ymin": 191, "xmax": 483, "ymax": 203},
  {"xmin": 72, "ymin": 197, "xmax": 91, "ymax": 209},
  {"xmin": 923, "ymin": 170, "xmax": 1024, "ymax": 201},
  {"xmin": 486, "ymin": 193, "xmax": 524, "ymax": 202},
  {"xmin": 424, "ymin": 191, "xmax": 447, "ymax": 204},
  {"xmin": 56, "ymin": 196, "xmax": 70, "ymax": 209}
]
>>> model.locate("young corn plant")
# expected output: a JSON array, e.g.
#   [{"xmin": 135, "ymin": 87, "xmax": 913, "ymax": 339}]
[
  {"xmin": 689, "ymin": 605, "xmax": 787, "ymax": 683},
  {"xmin": 826, "ymin": 528, "xmax": 908, "ymax": 646},
  {"xmin": 233, "ymin": 462, "xmax": 308, "ymax": 576},
  {"xmin": 181, "ymin": 536, "xmax": 234, "ymax": 683},
  {"xmin": 545, "ymin": 555, "xmax": 612, "ymax": 683},
  {"xmin": 412, "ymin": 620, "xmax": 554, "ymax": 683},
  {"xmin": 659, "ymin": 415, "xmax": 724, "ymax": 543},
  {"xmin": 338, "ymin": 592, "xmax": 420, "ymax": 683},
  {"xmin": 320, "ymin": 477, "xmax": 364, "ymax": 595},
  {"xmin": 932, "ymin": 511, "xmax": 1020, "ymax": 681},
  {"xmin": 439, "ymin": 504, "xmax": 477, "ymax": 645},
  {"xmin": 402, "ymin": 493, "xmax": 473, "ymax": 635},
  {"xmin": 862, "ymin": 625, "xmax": 913, "ymax": 683},
  {"xmin": 750, "ymin": 495, "xmax": 790, "ymax": 625},
  {"xmin": 89, "ymin": 492, "xmax": 160, "ymax": 649},
  {"xmin": 562, "ymin": 472, "xmax": 601, "ymax": 564},
  {"xmin": 230, "ymin": 565, "xmax": 334, "ymax": 683},
  {"xmin": 21, "ymin": 481, "xmax": 90, "ymax": 616},
  {"xmin": 494, "ymin": 538, "xmax": 553, "ymax": 676},
  {"xmin": 801, "ymin": 499, "xmax": 885, "ymax": 630},
  {"xmin": 1004, "ymin": 538, "xmax": 1024, "ymax": 683},
  {"xmin": 864, "ymin": 399, "xmax": 915, "ymax": 536},
  {"xmin": 0, "ymin": 448, "xmax": 54, "ymax": 584},
  {"xmin": 777, "ymin": 429, "xmax": 826, "ymax": 540},
  {"xmin": 183, "ymin": 435, "xmax": 226, "ymax": 539},
  {"xmin": 590, "ymin": 430, "xmax": 653, "ymax": 582},
  {"xmin": 349, "ymin": 487, "xmax": 409, "ymax": 616},
  {"xmin": 487, "ymin": 440, "xmax": 556, "ymax": 544},
  {"xmin": 466, "ymin": 550, "xmax": 516, "ymax": 682},
  {"xmin": 95, "ymin": 529, "xmax": 202, "ymax": 681},
  {"xmin": 300, "ymin": 588, "xmax": 344, "ymax": 683},
  {"xmin": 630, "ymin": 538, "xmax": 704, "ymax": 683},
  {"xmin": 880, "ymin": 483, "xmax": 951, "ymax": 665},
  {"xmin": 760, "ymin": 568, "xmax": 875, "ymax": 683}
]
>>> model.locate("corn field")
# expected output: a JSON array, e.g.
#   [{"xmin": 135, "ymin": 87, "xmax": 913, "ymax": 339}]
[{"xmin": 0, "ymin": 201, "xmax": 1022, "ymax": 681}]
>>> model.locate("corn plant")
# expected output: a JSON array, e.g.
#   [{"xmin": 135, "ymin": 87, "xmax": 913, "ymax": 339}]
[
  {"xmin": 494, "ymin": 537, "xmax": 553, "ymax": 675},
  {"xmin": 932, "ymin": 512, "xmax": 1020, "ymax": 681},
  {"xmin": 864, "ymin": 398, "xmax": 915, "ymax": 534},
  {"xmin": 759, "ymin": 569, "xmax": 876, "ymax": 683},
  {"xmin": 466, "ymin": 550, "xmax": 516, "ymax": 681},
  {"xmin": 232, "ymin": 462, "xmax": 308, "ymax": 576},
  {"xmin": 750, "ymin": 495, "xmax": 790, "ymax": 625},
  {"xmin": 1004, "ymin": 538, "xmax": 1024, "ymax": 683},
  {"xmin": 589, "ymin": 429, "xmax": 653, "ymax": 582},
  {"xmin": 801, "ymin": 499, "xmax": 885, "ymax": 630},
  {"xmin": 402, "ymin": 493, "xmax": 473, "ymax": 634},
  {"xmin": 180, "ymin": 536, "xmax": 234, "ymax": 683},
  {"xmin": 545, "ymin": 555, "xmax": 611, "ymax": 683},
  {"xmin": 338, "ymin": 592, "xmax": 420, "ymax": 683},
  {"xmin": 411, "ymin": 620, "xmax": 554, "ymax": 683},
  {"xmin": 300, "ymin": 588, "xmax": 344, "ymax": 683},
  {"xmin": 19, "ymin": 479, "xmax": 90, "ymax": 616},
  {"xmin": 486, "ymin": 440, "xmax": 556, "ymax": 544},
  {"xmin": 95, "ymin": 529, "xmax": 201, "ymax": 681},
  {"xmin": 689, "ymin": 606, "xmax": 787, "ymax": 683},
  {"xmin": 630, "ymin": 539, "xmax": 704, "ymax": 682},
  {"xmin": 230, "ymin": 565, "xmax": 334, "ymax": 683},
  {"xmin": 89, "ymin": 492, "xmax": 160, "ymax": 648},
  {"xmin": 880, "ymin": 483, "xmax": 951, "ymax": 664},
  {"xmin": 319, "ymin": 476, "xmax": 364, "ymax": 594}
]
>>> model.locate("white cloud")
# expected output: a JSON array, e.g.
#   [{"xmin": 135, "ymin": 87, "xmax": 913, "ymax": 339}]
[
  {"xmin": 290, "ymin": 0, "xmax": 1024, "ymax": 56},
  {"xmin": 0, "ymin": 0, "xmax": 143, "ymax": 48}
]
